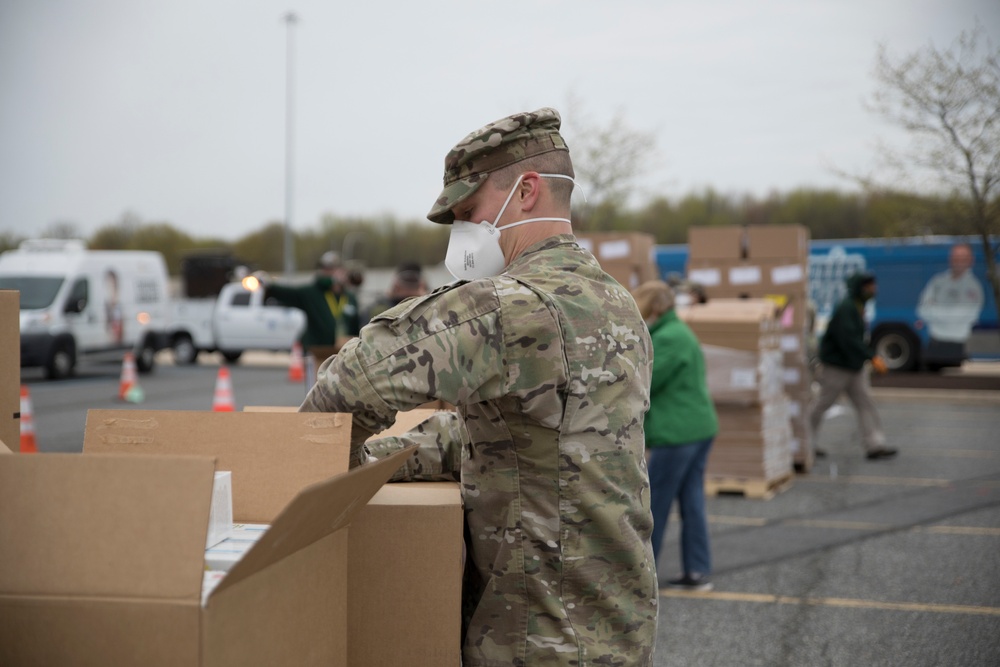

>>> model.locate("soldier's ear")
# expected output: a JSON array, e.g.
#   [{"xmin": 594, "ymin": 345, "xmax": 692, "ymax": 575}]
[{"xmin": 518, "ymin": 172, "xmax": 542, "ymax": 211}]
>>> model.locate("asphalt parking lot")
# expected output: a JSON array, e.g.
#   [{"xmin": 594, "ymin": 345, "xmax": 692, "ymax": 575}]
[{"xmin": 652, "ymin": 386, "xmax": 1000, "ymax": 666}]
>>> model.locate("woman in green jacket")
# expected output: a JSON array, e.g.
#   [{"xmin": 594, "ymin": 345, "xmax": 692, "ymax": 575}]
[{"xmin": 632, "ymin": 280, "xmax": 718, "ymax": 591}]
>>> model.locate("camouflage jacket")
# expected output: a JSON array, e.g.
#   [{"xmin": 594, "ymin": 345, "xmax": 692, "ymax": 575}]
[{"xmin": 301, "ymin": 234, "xmax": 657, "ymax": 666}]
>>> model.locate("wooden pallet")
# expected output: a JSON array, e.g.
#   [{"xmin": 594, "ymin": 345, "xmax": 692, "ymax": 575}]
[{"xmin": 705, "ymin": 472, "xmax": 793, "ymax": 500}]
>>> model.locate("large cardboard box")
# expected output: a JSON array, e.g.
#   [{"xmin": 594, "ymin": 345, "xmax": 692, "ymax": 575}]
[
  {"xmin": 88, "ymin": 408, "xmax": 465, "ymax": 667},
  {"xmin": 688, "ymin": 226, "xmax": 746, "ymax": 260},
  {"xmin": 84, "ymin": 410, "xmax": 353, "ymax": 521},
  {"xmin": 0, "ymin": 447, "xmax": 414, "ymax": 667},
  {"xmin": 680, "ymin": 299, "xmax": 781, "ymax": 353},
  {"xmin": 0, "ymin": 291, "xmax": 18, "ymax": 451},
  {"xmin": 349, "ymin": 482, "xmax": 463, "ymax": 666},
  {"xmin": 746, "ymin": 224, "xmax": 810, "ymax": 260}
]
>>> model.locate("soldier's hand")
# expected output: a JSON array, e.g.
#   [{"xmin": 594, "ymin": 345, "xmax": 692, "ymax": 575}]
[{"xmin": 871, "ymin": 356, "xmax": 888, "ymax": 374}]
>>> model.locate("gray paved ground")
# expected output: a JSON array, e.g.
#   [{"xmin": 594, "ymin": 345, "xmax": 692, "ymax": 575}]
[{"xmin": 652, "ymin": 390, "xmax": 1000, "ymax": 666}]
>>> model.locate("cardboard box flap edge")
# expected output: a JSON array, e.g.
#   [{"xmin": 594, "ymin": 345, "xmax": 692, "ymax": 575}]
[
  {"xmin": 212, "ymin": 446, "xmax": 416, "ymax": 598},
  {"xmin": 82, "ymin": 409, "xmax": 354, "ymax": 523},
  {"xmin": 0, "ymin": 453, "xmax": 216, "ymax": 597}
]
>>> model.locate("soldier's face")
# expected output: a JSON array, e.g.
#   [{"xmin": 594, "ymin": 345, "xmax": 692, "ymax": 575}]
[{"xmin": 452, "ymin": 178, "xmax": 518, "ymax": 230}]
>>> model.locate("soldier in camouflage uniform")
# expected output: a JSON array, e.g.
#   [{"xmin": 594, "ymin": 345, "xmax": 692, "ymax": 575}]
[{"xmin": 301, "ymin": 108, "xmax": 657, "ymax": 666}]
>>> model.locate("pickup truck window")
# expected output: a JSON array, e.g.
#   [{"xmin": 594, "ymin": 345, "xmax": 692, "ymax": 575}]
[{"xmin": 230, "ymin": 292, "xmax": 251, "ymax": 307}]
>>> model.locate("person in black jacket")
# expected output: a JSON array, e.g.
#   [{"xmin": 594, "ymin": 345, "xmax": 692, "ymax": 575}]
[{"xmin": 809, "ymin": 272, "xmax": 897, "ymax": 460}]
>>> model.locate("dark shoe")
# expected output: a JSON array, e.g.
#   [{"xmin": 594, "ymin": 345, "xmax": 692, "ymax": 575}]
[
  {"xmin": 866, "ymin": 447, "xmax": 898, "ymax": 460},
  {"xmin": 667, "ymin": 574, "xmax": 713, "ymax": 592},
  {"xmin": 814, "ymin": 448, "xmax": 827, "ymax": 459}
]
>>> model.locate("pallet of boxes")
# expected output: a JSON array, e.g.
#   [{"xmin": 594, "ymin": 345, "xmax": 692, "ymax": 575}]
[{"xmin": 683, "ymin": 225, "xmax": 814, "ymax": 496}]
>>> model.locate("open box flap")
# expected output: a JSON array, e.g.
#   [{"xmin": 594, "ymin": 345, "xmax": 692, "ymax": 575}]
[
  {"xmin": 83, "ymin": 410, "xmax": 352, "ymax": 523},
  {"xmin": 212, "ymin": 446, "xmax": 416, "ymax": 597},
  {"xmin": 0, "ymin": 453, "xmax": 214, "ymax": 599},
  {"xmin": 364, "ymin": 408, "xmax": 441, "ymax": 443}
]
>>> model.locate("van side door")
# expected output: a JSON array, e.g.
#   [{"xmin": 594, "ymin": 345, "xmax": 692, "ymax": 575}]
[{"xmin": 62, "ymin": 277, "xmax": 110, "ymax": 352}]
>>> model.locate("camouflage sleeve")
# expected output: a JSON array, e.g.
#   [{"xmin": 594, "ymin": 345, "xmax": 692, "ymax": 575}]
[
  {"xmin": 300, "ymin": 281, "xmax": 505, "ymax": 468},
  {"xmin": 365, "ymin": 411, "xmax": 468, "ymax": 482}
]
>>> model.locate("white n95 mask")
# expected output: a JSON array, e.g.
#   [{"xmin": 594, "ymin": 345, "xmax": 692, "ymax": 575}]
[{"xmin": 444, "ymin": 173, "xmax": 576, "ymax": 281}]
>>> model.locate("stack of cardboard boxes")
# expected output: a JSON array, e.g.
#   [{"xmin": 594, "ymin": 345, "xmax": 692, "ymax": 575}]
[
  {"xmin": 685, "ymin": 224, "xmax": 814, "ymax": 480},
  {"xmin": 680, "ymin": 299, "xmax": 793, "ymax": 492}
]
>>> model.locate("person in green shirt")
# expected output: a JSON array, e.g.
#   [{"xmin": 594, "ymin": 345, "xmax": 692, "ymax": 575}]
[
  {"xmin": 632, "ymin": 280, "xmax": 718, "ymax": 591},
  {"xmin": 259, "ymin": 252, "xmax": 361, "ymax": 353}
]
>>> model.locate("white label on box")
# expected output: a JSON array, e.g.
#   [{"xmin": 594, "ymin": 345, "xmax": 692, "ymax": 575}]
[
  {"xmin": 783, "ymin": 367, "xmax": 801, "ymax": 384},
  {"xmin": 689, "ymin": 268, "xmax": 721, "ymax": 286},
  {"xmin": 788, "ymin": 401, "xmax": 801, "ymax": 418},
  {"xmin": 730, "ymin": 368, "xmax": 757, "ymax": 389},
  {"xmin": 729, "ymin": 265, "xmax": 762, "ymax": 285},
  {"xmin": 780, "ymin": 335, "xmax": 800, "ymax": 352},
  {"xmin": 577, "ymin": 238, "xmax": 593, "ymax": 253},
  {"xmin": 599, "ymin": 239, "xmax": 631, "ymax": 260},
  {"xmin": 771, "ymin": 264, "xmax": 805, "ymax": 285}
]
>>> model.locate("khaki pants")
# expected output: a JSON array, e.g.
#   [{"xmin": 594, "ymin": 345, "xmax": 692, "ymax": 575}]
[{"xmin": 809, "ymin": 363, "xmax": 886, "ymax": 452}]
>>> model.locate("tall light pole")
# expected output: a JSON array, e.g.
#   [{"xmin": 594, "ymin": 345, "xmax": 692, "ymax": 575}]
[{"xmin": 283, "ymin": 11, "xmax": 298, "ymax": 276}]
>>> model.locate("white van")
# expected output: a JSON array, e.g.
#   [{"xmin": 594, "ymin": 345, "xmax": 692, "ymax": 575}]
[{"xmin": 0, "ymin": 239, "xmax": 171, "ymax": 379}]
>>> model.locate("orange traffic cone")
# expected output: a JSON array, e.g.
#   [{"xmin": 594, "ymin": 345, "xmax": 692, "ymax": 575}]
[
  {"xmin": 119, "ymin": 352, "xmax": 138, "ymax": 401},
  {"xmin": 212, "ymin": 367, "xmax": 235, "ymax": 412},
  {"xmin": 19, "ymin": 385, "xmax": 38, "ymax": 453},
  {"xmin": 288, "ymin": 342, "xmax": 305, "ymax": 382}
]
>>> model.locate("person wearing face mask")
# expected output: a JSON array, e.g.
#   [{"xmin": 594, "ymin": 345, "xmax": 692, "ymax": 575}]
[
  {"xmin": 300, "ymin": 108, "xmax": 657, "ymax": 666},
  {"xmin": 630, "ymin": 280, "xmax": 718, "ymax": 592},
  {"xmin": 257, "ymin": 251, "xmax": 361, "ymax": 354}
]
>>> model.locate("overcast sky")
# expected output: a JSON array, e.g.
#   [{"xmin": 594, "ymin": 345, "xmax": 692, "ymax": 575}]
[{"xmin": 1, "ymin": 0, "xmax": 998, "ymax": 242}]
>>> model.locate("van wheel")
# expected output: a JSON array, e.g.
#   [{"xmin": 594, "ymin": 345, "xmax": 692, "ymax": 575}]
[
  {"xmin": 221, "ymin": 350, "xmax": 243, "ymax": 364},
  {"xmin": 45, "ymin": 341, "xmax": 75, "ymax": 380},
  {"xmin": 136, "ymin": 340, "xmax": 157, "ymax": 374},
  {"xmin": 172, "ymin": 334, "xmax": 199, "ymax": 365},
  {"xmin": 872, "ymin": 326, "xmax": 919, "ymax": 372}
]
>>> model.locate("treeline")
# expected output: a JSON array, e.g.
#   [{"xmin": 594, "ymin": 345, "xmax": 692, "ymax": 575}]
[{"xmin": 1, "ymin": 188, "xmax": 982, "ymax": 275}]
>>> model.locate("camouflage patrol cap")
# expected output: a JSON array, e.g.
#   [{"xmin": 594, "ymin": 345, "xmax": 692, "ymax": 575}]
[{"xmin": 427, "ymin": 107, "xmax": 569, "ymax": 224}]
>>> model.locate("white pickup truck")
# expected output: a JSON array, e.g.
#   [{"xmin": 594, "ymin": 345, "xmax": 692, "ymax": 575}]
[{"xmin": 168, "ymin": 282, "xmax": 306, "ymax": 364}]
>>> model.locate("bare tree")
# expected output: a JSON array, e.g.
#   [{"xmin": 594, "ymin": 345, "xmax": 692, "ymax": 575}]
[
  {"xmin": 561, "ymin": 96, "xmax": 659, "ymax": 229},
  {"xmin": 868, "ymin": 23, "xmax": 1000, "ymax": 321}
]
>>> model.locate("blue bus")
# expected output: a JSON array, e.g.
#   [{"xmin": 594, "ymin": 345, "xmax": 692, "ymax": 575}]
[{"xmin": 654, "ymin": 235, "xmax": 999, "ymax": 371}]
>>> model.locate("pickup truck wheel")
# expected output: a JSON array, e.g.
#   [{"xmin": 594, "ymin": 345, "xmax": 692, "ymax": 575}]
[
  {"xmin": 872, "ymin": 326, "xmax": 919, "ymax": 372},
  {"xmin": 172, "ymin": 334, "xmax": 199, "ymax": 365},
  {"xmin": 136, "ymin": 341, "xmax": 157, "ymax": 374},
  {"xmin": 45, "ymin": 340, "xmax": 75, "ymax": 380},
  {"xmin": 221, "ymin": 350, "xmax": 243, "ymax": 364}
]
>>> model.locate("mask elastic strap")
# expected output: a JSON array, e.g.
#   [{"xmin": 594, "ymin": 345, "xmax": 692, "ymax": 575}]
[
  {"xmin": 498, "ymin": 217, "xmax": 572, "ymax": 232},
  {"xmin": 492, "ymin": 173, "xmax": 581, "ymax": 231},
  {"xmin": 538, "ymin": 173, "xmax": 588, "ymax": 203}
]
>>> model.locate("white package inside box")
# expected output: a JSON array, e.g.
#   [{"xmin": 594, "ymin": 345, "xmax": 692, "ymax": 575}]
[
  {"xmin": 205, "ymin": 523, "xmax": 270, "ymax": 572},
  {"xmin": 202, "ymin": 570, "xmax": 226, "ymax": 606},
  {"xmin": 206, "ymin": 471, "xmax": 233, "ymax": 549}
]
